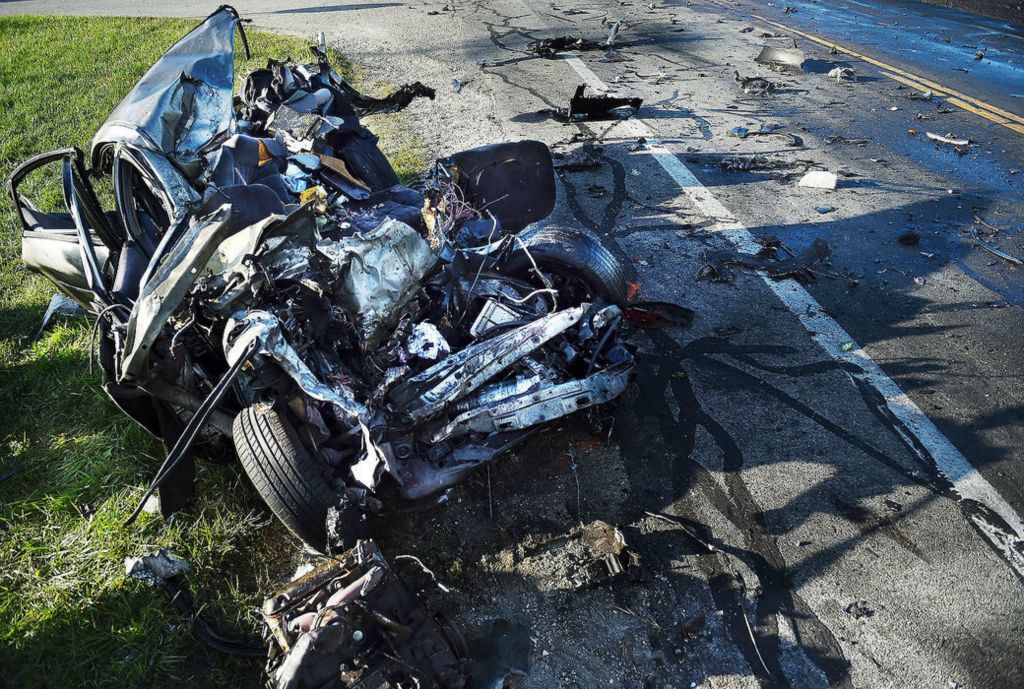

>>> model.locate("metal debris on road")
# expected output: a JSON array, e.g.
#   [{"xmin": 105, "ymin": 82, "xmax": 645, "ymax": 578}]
[
  {"xmin": 719, "ymin": 155, "xmax": 805, "ymax": 172},
  {"xmin": 697, "ymin": 238, "xmax": 832, "ymax": 283},
  {"xmin": 551, "ymin": 83, "xmax": 643, "ymax": 121},
  {"xmin": 606, "ymin": 19, "xmax": 622, "ymax": 45},
  {"xmin": 970, "ymin": 226, "xmax": 1023, "ymax": 267},
  {"xmin": 734, "ymin": 71, "xmax": 776, "ymax": 95},
  {"xmin": 825, "ymin": 135, "xmax": 869, "ymax": 146},
  {"xmin": 754, "ymin": 44, "xmax": 806, "ymax": 72},
  {"xmin": 527, "ymin": 35, "xmax": 607, "ymax": 58},
  {"xmin": 926, "ymin": 132, "xmax": 970, "ymax": 147},
  {"xmin": 727, "ymin": 125, "xmax": 804, "ymax": 147}
]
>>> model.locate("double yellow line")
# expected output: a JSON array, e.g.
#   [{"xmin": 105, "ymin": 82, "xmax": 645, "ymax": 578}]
[{"xmin": 754, "ymin": 15, "xmax": 1024, "ymax": 136}]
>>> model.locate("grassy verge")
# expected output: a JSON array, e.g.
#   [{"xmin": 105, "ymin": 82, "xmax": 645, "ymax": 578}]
[{"xmin": 0, "ymin": 16, "xmax": 423, "ymax": 688}]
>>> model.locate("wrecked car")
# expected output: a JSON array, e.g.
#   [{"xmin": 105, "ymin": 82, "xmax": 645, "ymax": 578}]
[{"xmin": 9, "ymin": 6, "xmax": 637, "ymax": 552}]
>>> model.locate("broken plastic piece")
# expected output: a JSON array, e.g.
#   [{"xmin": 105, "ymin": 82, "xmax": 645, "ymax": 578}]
[
  {"xmin": 125, "ymin": 549, "xmax": 190, "ymax": 585},
  {"xmin": 559, "ymin": 84, "xmax": 643, "ymax": 121},
  {"xmin": 828, "ymin": 67, "xmax": 855, "ymax": 83},
  {"xmin": 798, "ymin": 170, "xmax": 838, "ymax": 190}
]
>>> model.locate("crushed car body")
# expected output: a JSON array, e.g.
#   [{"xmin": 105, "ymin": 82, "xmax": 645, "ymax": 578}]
[{"xmin": 8, "ymin": 5, "xmax": 638, "ymax": 556}]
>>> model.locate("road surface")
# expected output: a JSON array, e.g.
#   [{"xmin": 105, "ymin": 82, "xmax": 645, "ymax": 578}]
[{"xmin": 3, "ymin": 0, "xmax": 1022, "ymax": 687}]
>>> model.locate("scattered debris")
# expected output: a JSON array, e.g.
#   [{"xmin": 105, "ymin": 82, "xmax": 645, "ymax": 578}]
[
  {"xmin": 528, "ymin": 35, "xmax": 605, "ymax": 58},
  {"xmin": 817, "ymin": 205, "xmax": 836, "ymax": 214},
  {"xmin": 550, "ymin": 84, "xmax": 643, "ymax": 121},
  {"xmin": 698, "ymin": 238, "xmax": 832, "ymax": 283},
  {"xmin": 720, "ymin": 156, "xmax": 803, "ymax": 172},
  {"xmin": 734, "ymin": 71, "xmax": 775, "ymax": 95},
  {"xmin": 481, "ymin": 520, "xmax": 639, "ymax": 591},
  {"xmin": 926, "ymin": 132, "xmax": 970, "ymax": 148},
  {"xmin": 606, "ymin": 19, "xmax": 622, "ymax": 46},
  {"xmin": 845, "ymin": 600, "xmax": 876, "ymax": 619},
  {"xmin": 125, "ymin": 549, "xmax": 190, "ymax": 585},
  {"xmin": 827, "ymin": 66, "xmax": 855, "ymax": 83},
  {"xmin": 34, "ymin": 293, "xmax": 86, "ymax": 339},
  {"xmin": 126, "ymin": 549, "xmax": 264, "ymax": 657},
  {"xmin": 727, "ymin": 124, "xmax": 803, "ymax": 147},
  {"xmin": 971, "ymin": 225, "xmax": 1023, "ymax": 267},
  {"xmin": 755, "ymin": 44, "xmax": 806, "ymax": 72},
  {"xmin": 554, "ymin": 144, "xmax": 604, "ymax": 171},
  {"xmin": 825, "ymin": 135, "xmax": 869, "ymax": 146},
  {"xmin": 622, "ymin": 301, "xmax": 695, "ymax": 329},
  {"xmin": 798, "ymin": 170, "xmax": 839, "ymax": 190},
  {"xmin": 263, "ymin": 541, "xmax": 467, "ymax": 689}
]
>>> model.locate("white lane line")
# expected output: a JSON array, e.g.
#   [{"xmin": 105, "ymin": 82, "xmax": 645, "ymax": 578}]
[{"xmin": 562, "ymin": 54, "xmax": 1024, "ymax": 573}]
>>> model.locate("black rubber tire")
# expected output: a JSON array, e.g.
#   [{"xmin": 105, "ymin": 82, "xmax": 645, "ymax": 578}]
[
  {"xmin": 233, "ymin": 405, "xmax": 335, "ymax": 551},
  {"xmin": 338, "ymin": 134, "xmax": 400, "ymax": 192},
  {"xmin": 504, "ymin": 226, "xmax": 633, "ymax": 305}
]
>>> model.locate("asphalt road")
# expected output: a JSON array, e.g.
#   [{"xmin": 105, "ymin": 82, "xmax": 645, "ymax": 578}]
[{"xmin": 3, "ymin": 0, "xmax": 1023, "ymax": 687}]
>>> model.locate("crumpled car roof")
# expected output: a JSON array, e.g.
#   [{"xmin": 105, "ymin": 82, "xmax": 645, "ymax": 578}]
[{"xmin": 90, "ymin": 5, "xmax": 247, "ymax": 179}]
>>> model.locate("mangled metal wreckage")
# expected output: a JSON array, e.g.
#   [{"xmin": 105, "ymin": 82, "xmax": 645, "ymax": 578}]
[
  {"xmin": 7, "ymin": 6, "xmax": 662, "ymax": 685},
  {"xmin": 10, "ymin": 6, "xmax": 638, "ymax": 552}
]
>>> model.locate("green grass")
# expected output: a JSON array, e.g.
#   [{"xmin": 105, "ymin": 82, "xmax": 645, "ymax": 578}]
[{"xmin": 0, "ymin": 16, "xmax": 424, "ymax": 688}]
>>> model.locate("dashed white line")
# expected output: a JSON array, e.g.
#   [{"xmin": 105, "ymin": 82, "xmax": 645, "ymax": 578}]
[{"xmin": 562, "ymin": 53, "xmax": 1024, "ymax": 574}]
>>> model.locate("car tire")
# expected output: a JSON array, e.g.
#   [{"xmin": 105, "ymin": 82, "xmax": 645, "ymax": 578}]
[
  {"xmin": 504, "ymin": 226, "xmax": 633, "ymax": 305},
  {"xmin": 339, "ymin": 133, "xmax": 400, "ymax": 192},
  {"xmin": 233, "ymin": 404, "xmax": 336, "ymax": 551}
]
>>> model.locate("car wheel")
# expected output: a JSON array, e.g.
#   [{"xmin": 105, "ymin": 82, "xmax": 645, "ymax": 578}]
[
  {"xmin": 503, "ymin": 226, "xmax": 633, "ymax": 305},
  {"xmin": 233, "ymin": 404, "xmax": 336, "ymax": 551}
]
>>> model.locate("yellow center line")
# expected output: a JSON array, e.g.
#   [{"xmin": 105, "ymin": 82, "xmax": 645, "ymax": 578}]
[
  {"xmin": 752, "ymin": 15, "xmax": 1024, "ymax": 133},
  {"xmin": 879, "ymin": 69, "xmax": 1024, "ymax": 134}
]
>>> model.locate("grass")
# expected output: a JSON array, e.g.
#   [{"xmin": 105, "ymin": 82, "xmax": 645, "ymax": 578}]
[{"xmin": 0, "ymin": 16, "xmax": 425, "ymax": 688}]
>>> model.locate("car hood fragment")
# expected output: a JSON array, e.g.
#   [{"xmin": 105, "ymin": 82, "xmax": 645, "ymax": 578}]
[{"xmin": 91, "ymin": 6, "xmax": 247, "ymax": 179}]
